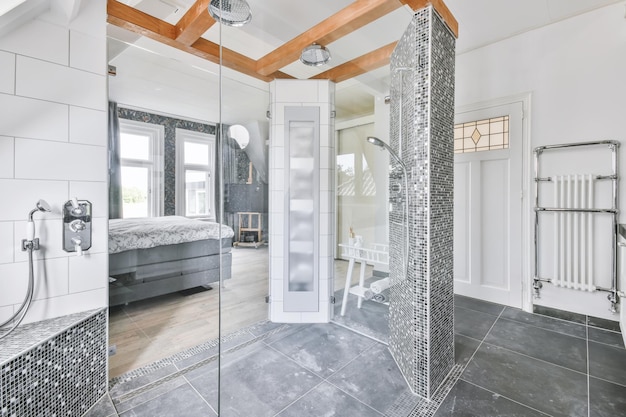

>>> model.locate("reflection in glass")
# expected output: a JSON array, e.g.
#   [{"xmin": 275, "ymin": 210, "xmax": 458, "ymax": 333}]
[
  {"xmin": 185, "ymin": 170, "xmax": 209, "ymax": 216},
  {"xmin": 121, "ymin": 166, "xmax": 148, "ymax": 218}
]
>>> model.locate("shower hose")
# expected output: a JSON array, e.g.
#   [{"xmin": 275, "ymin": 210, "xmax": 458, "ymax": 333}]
[{"xmin": 0, "ymin": 243, "xmax": 36, "ymax": 340}]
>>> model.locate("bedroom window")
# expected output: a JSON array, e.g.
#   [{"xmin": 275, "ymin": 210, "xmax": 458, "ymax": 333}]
[
  {"xmin": 176, "ymin": 128, "xmax": 216, "ymax": 220},
  {"xmin": 119, "ymin": 120, "xmax": 164, "ymax": 218}
]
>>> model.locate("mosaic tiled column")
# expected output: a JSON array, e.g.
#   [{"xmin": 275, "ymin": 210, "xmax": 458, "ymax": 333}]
[{"xmin": 388, "ymin": 6, "xmax": 456, "ymax": 399}]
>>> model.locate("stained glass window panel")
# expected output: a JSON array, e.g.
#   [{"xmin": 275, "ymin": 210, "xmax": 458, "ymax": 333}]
[{"xmin": 454, "ymin": 115, "xmax": 509, "ymax": 154}]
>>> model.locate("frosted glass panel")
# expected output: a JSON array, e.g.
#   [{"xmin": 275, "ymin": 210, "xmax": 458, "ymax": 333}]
[{"xmin": 288, "ymin": 120, "xmax": 315, "ymax": 292}]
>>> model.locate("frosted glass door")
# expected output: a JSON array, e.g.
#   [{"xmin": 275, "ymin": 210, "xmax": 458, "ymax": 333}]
[{"xmin": 284, "ymin": 106, "xmax": 319, "ymax": 312}]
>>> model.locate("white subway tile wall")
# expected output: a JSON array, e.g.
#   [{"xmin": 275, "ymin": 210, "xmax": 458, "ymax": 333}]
[
  {"xmin": 0, "ymin": 0, "xmax": 107, "ymax": 325},
  {"xmin": 0, "ymin": 18, "xmax": 69, "ymax": 64},
  {"xmin": 0, "ymin": 51, "xmax": 15, "ymax": 94},
  {"xmin": 269, "ymin": 79, "xmax": 336, "ymax": 323},
  {"xmin": 0, "ymin": 136, "xmax": 14, "ymax": 177}
]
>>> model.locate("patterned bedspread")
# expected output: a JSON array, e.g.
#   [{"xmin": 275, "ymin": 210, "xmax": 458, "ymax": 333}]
[{"xmin": 109, "ymin": 216, "xmax": 234, "ymax": 254}]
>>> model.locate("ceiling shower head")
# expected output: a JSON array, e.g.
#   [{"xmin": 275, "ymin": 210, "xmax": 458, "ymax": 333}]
[
  {"xmin": 300, "ymin": 44, "xmax": 331, "ymax": 67},
  {"xmin": 208, "ymin": 0, "xmax": 252, "ymax": 27}
]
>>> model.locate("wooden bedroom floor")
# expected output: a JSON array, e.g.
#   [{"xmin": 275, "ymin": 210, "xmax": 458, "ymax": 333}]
[{"xmin": 108, "ymin": 246, "xmax": 371, "ymax": 378}]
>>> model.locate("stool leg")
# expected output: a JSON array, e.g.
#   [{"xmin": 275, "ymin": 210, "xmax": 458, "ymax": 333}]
[
  {"xmin": 357, "ymin": 260, "xmax": 366, "ymax": 309},
  {"xmin": 340, "ymin": 258, "xmax": 355, "ymax": 316}
]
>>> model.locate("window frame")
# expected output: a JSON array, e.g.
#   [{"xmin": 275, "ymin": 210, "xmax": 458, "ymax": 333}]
[
  {"xmin": 119, "ymin": 119, "xmax": 164, "ymax": 218},
  {"xmin": 175, "ymin": 128, "xmax": 216, "ymax": 221}
]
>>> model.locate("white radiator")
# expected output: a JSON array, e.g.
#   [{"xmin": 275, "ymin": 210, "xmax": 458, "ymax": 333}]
[{"xmin": 553, "ymin": 174, "xmax": 595, "ymax": 291}]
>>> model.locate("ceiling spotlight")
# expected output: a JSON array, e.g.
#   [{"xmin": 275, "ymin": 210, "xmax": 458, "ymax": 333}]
[
  {"xmin": 300, "ymin": 44, "xmax": 331, "ymax": 67},
  {"xmin": 208, "ymin": 0, "xmax": 252, "ymax": 27}
]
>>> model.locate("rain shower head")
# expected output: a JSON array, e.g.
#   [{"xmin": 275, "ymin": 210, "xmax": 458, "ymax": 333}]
[
  {"xmin": 208, "ymin": 0, "xmax": 251, "ymax": 27},
  {"xmin": 28, "ymin": 199, "xmax": 51, "ymax": 222},
  {"xmin": 366, "ymin": 137, "xmax": 406, "ymax": 171},
  {"xmin": 300, "ymin": 44, "xmax": 331, "ymax": 67}
]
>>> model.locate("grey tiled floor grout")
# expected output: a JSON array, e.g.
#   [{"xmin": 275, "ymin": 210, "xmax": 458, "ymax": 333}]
[{"xmin": 100, "ymin": 297, "xmax": 625, "ymax": 417}]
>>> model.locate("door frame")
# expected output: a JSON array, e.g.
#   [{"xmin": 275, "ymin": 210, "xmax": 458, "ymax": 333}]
[{"xmin": 455, "ymin": 93, "xmax": 532, "ymax": 312}]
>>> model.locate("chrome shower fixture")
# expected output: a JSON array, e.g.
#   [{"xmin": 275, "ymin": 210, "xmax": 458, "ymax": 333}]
[
  {"xmin": 300, "ymin": 44, "xmax": 331, "ymax": 66},
  {"xmin": 208, "ymin": 0, "xmax": 251, "ymax": 27},
  {"xmin": 366, "ymin": 136, "xmax": 406, "ymax": 171},
  {"xmin": 28, "ymin": 199, "xmax": 51, "ymax": 222},
  {"xmin": 366, "ymin": 137, "xmax": 410, "ymax": 281},
  {"xmin": 25, "ymin": 199, "xmax": 51, "ymax": 246}
]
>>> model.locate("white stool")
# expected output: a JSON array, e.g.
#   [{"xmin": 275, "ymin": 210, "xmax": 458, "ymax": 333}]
[{"xmin": 338, "ymin": 242, "xmax": 389, "ymax": 316}]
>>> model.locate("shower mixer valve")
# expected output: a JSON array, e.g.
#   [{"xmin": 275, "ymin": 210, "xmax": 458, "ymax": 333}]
[{"xmin": 63, "ymin": 198, "xmax": 92, "ymax": 256}]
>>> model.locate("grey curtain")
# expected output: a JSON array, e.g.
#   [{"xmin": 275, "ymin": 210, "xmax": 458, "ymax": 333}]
[{"xmin": 108, "ymin": 101, "xmax": 123, "ymax": 219}]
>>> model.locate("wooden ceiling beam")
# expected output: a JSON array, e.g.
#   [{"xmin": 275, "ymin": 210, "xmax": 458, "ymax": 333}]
[
  {"xmin": 107, "ymin": 0, "xmax": 177, "ymax": 42},
  {"xmin": 255, "ymin": 0, "xmax": 402, "ymax": 77},
  {"xmin": 175, "ymin": 0, "xmax": 216, "ymax": 46},
  {"xmin": 107, "ymin": 0, "xmax": 268, "ymax": 82},
  {"xmin": 398, "ymin": 0, "xmax": 458, "ymax": 37},
  {"xmin": 310, "ymin": 42, "xmax": 396, "ymax": 84}
]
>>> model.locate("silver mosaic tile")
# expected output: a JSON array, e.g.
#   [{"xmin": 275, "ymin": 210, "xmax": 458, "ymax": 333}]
[
  {"xmin": 0, "ymin": 309, "xmax": 107, "ymax": 417},
  {"xmin": 388, "ymin": 6, "xmax": 456, "ymax": 399}
]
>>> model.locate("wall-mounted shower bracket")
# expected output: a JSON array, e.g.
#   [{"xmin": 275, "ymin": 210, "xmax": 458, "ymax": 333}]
[
  {"xmin": 63, "ymin": 198, "xmax": 92, "ymax": 255},
  {"xmin": 21, "ymin": 238, "xmax": 40, "ymax": 251}
]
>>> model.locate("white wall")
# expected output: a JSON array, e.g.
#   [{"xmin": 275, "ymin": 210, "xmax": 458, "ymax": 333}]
[
  {"xmin": 0, "ymin": 1, "xmax": 108, "ymax": 324},
  {"xmin": 455, "ymin": 2, "xmax": 626, "ymax": 319}
]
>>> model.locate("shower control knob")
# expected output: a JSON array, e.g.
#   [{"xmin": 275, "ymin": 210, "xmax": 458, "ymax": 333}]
[
  {"xmin": 391, "ymin": 183, "xmax": 402, "ymax": 194},
  {"xmin": 69, "ymin": 219, "xmax": 86, "ymax": 233},
  {"xmin": 71, "ymin": 237, "xmax": 83, "ymax": 256}
]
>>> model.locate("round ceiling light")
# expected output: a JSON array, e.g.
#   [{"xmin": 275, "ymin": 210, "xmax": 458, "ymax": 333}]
[
  {"xmin": 300, "ymin": 44, "xmax": 331, "ymax": 67},
  {"xmin": 208, "ymin": 0, "xmax": 252, "ymax": 27}
]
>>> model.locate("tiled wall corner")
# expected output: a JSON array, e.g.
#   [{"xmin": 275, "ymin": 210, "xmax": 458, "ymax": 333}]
[{"xmin": 388, "ymin": 7, "xmax": 455, "ymax": 399}]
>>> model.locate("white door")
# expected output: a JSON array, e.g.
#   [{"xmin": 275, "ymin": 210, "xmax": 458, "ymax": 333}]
[{"xmin": 454, "ymin": 102, "xmax": 523, "ymax": 308}]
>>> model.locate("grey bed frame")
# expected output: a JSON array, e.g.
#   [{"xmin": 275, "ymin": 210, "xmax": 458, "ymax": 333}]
[{"xmin": 109, "ymin": 237, "xmax": 232, "ymax": 306}]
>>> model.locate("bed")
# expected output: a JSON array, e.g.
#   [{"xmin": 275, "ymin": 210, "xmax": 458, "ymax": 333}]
[{"xmin": 108, "ymin": 216, "xmax": 234, "ymax": 306}]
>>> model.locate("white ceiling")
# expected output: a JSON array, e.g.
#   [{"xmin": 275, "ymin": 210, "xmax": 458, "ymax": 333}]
[{"xmin": 103, "ymin": 0, "xmax": 623, "ymax": 124}]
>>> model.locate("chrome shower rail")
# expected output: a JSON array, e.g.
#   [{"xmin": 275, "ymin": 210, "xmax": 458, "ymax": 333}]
[{"xmin": 533, "ymin": 140, "xmax": 620, "ymax": 312}]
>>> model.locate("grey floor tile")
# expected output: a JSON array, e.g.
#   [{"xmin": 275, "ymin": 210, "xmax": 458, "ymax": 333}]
[
  {"xmin": 188, "ymin": 343, "xmax": 322, "ymax": 416},
  {"xmin": 114, "ymin": 376, "xmax": 188, "ymax": 414},
  {"xmin": 118, "ymin": 383, "xmax": 216, "ymax": 416},
  {"xmin": 589, "ymin": 376, "xmax": 626, "ymax": 417},
  {"xmin": 84, "ymin": 394, "xmax": 118, "ymax": 417},
  {"xmin": 332, "ymin": 296, "xmax": 389, "ymax": 343},
  {"xmin": 454, "ymin": 334, "xmax": 480, "ymax": 367},
  {"xmin": 454, "ymin": 306, "xmax": 498, "ymax": 340},
  {"xmin": 485, "ymin": 317, "xmax": 587, "ymax": 373},
  {"xmin": 589, "ymin": 340, "xmax": 626, "ymax": 386},
  {"xmin": 454, "ymin": 295, "xmax": 505, "ymax": 316},
  {"xmin": 277, "ymin": 382, "xmax": 383, "ymax": 417},
  {"xmin": 462, "ymin": 343, "xmax": 588, "ymax": 417},
  {"xmin": 270, "ymin": 322, "xmax": 376, "ymax": 378},
  {"xmin": 247, "ymin": 320, "xmax": 286, "ymax": 337},
  {"xmin": 434, "ymin": 379, "xmax": 548, "ymax": 417},
  {"xmin": 327, "ymin": 343, "xmax": 411, "ymax": 414},
  {"xmin": 109, "ymin": 365, "xmax": 179, "ymax": 400},
  {"xmin": 588, "ymin": 327, "xmax": 625, "ymax": 349},
  {"xmin": 501, "ymin": 307, "xmax": 587, "ymax": 338}
]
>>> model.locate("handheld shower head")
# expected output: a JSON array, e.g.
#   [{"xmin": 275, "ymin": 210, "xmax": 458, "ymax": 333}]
[
  {"xmin": 366, "ymin": 137, "xmax": 406, "ymax": 171},
  {"xmin": 28, "ymin": 199, "xmax": 51, "ymax": 222},
  {"xmin": 26, "ymin": 199, "xmax": 51, "ymax": 242}
]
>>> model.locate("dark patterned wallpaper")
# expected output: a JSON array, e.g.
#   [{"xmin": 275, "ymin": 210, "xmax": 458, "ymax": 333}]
[{"xmin": 117, "ymin": 107, "xmax": 217, "ymax": 215}]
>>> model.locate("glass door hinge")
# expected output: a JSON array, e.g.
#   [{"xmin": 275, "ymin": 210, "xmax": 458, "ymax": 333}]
[
  {"xmin": 330, "ymin": 296, "xmax": 336, "ymax": 304},
  {"xmin": 265, "ymin": 295, "xmax": 270, "ymax": 303}
]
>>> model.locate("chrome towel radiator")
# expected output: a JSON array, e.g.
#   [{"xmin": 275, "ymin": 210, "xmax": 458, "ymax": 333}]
[{"xmin": 533, "ymin": 140, "xmax": 620, "ymax": 312}]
